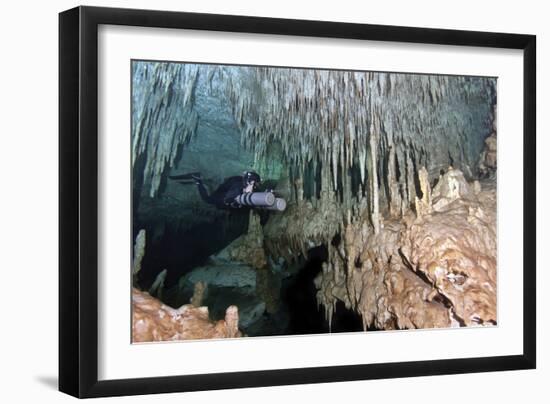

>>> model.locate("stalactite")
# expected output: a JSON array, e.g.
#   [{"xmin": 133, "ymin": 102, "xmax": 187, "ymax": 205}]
[
  {"xmin": 386, "ymin": 145, "xmax": 400, "ymax": 216},
  {"xmin": 405, "ymin": 151, "xmax": 416, "ymax": 206},
  {"xmin": 132, "ymin": 62, "xmax": 200, "ymax": 197},
  {"xmin": 359, "ymin": 147, "xmax": 367, "ymax": 185},
  {"xmin": 315, "ymin": 167, "xmax": 496, "ymax": 331},
  {"xmin": 370, "ymin": 121, "xmax": 380, "ymax": 234},
  {"xmin": 133, "ymin": 61, "xmax": 495, "ymax": 232}
]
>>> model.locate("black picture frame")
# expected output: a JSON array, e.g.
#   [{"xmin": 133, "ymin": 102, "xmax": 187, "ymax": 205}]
[{"xmin": 59, "ymin": 5, "xmax": 536, "ymax": 399}]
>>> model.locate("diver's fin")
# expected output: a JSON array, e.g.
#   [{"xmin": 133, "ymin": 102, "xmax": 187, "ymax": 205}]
[{"xmin": 169, "ymin": 172, "xmax": 201, "ymax": 180}]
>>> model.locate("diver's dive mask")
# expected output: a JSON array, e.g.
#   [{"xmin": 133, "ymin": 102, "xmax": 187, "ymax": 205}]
[{"xmin": 243, "ymin": 171, "xmax": 261, "ymax": 189}]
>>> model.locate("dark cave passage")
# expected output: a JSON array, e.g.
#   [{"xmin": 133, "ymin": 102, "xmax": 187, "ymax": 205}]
[
  {"xmin": 280, "ymin": 245, "xmax": 365, "ymax": 335},
  {"xmin": 137, "ymin": 228, "xmax": 369, "ymax": 336},
  {"xmin": 281, "ymin": 245, "xmax": 327, "ymax": 335},
  {"xmin": 135, "ymin": 211, "xmax": 250, "ymax": 290}
]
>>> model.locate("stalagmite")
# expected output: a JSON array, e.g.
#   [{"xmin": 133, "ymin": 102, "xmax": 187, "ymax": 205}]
[
  {"xmin": 401, "ymin": 173, "xmax": 496, "ymax": 325},
  {"xmin": 431, "ymin": 166, "xmax": 477, "ymax": 211},
  {"xmin": 314, "ymin": 167, "xmax": 497, "ymax": 330},
  {"xmin": 132, "ymin": 60, "xmax": 497, "ymax": 335},
  {"xmin": 414, "ymin": 166, "xmax": 433, "ymax": 217},
  {"xmin": 132, "ymin": 288, "xmax": 241, "ymax": 342},
  {"xmin": 190, "ymin": 281, "xmax": 207, "ymax": 307},
  {"xmin": 217, "ymin": 211, "xmax": 268, "ymax": 270},
  {"xmin": 132, "ymin": 229, "xmax": 146, "ymax": 283},
  {"xmin": 149, "ymin": 269, "xmax": 167, "ymax": 299}
]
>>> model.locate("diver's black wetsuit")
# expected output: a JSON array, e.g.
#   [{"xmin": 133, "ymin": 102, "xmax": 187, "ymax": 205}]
[
  {"xmin": 170, "ymin": 170, "xmax": 262, "ymax": 210},
  {"xmin": 197, "ymin": 176, "xmax": 246, "ymax": 210}
]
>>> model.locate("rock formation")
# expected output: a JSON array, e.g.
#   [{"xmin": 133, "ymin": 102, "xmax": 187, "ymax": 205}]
[
  {"xmin": 132, "ymin": 62, "xmax": 495, "ymax": 210},
  {"xmin": 190, "ymin": 281, "xmax": 207, "ymax": 307},
  {"xmin": 132, "ymin": 229, "xmax": 146, "ymax": 285},
  {"xmin": 314, "ymin": 167, "xmax": 496, "ymax": 330},
  {"xmin": 132, "ymin": 288, "xmax": 241, "ymax": 342},
  {"xmin": 479, "ymin": 103, "xmax": 498, "ymax": 177},
  {"xmin": 171, "ymin": 215, "xmax": 279, "ymax": 332},
  {"xmin": 131, "ymin": 61, "xmax": 497, "ymax": 336},
  {"xmin": 215, "ymin": 211, "xmax": 268, "ymax": 269},
  {"xmin": 148, "ymin": 268, "xmax": 167, "ymax": 299}
]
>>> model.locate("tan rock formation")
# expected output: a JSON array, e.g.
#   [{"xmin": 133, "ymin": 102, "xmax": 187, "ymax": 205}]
[
  {"xmin": 217, "ymin": 211, "xmax": 280, "ymax": 314},
  {"xmin": 264, "ymin": 163, "xmax": 342, "ymax": 261},
  {"xmin": 402, "ymin": 177, "xmax": 497, "ymax": 326},
  {"xmin": 132, "ymin": 288, "xmax": 241, "ymax": 342},
  {"xmin": 414, "ymin": 166, "xmax": 433, "ymax": 217},
  {"xmin": 219, "ymin": 211, "xmax": 267, "ymax": 269},
  {"xmin": 315, "ymin": 167, "xmax": 497, "ymax": 330}
]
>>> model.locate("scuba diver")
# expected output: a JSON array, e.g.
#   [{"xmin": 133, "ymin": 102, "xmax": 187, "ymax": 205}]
[{"xmin": 169, "ymin": 170, "xmax": 286, "ymax": 211}]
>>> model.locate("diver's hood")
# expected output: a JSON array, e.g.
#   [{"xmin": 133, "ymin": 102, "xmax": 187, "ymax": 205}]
[{"xmin": 243, "ymin": 170, "xmax": 261, "ymax": 185}]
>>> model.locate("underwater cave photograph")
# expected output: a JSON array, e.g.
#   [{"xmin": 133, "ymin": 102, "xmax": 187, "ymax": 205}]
[{"xmin": 130, "ymin": 60, "xmax": 498, "ymax": 343}]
